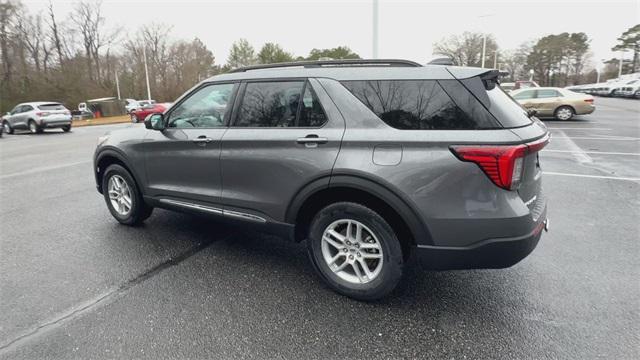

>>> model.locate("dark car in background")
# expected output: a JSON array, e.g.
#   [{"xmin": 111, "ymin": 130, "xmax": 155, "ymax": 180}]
[{"xmin": 94, "ymin": 59, "xmax": 549, "ymax": 300}]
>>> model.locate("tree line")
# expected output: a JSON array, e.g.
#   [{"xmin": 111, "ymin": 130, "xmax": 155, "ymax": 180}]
[
  {"xmin": 0, "ymin": 0, "xmax": 361, "ymax": 113},
  {"xmin": 433, "ymin": 24, "xmax": 639, "ymax": 86}
]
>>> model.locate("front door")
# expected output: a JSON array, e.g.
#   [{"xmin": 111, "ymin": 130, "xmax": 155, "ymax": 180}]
[
  {"xmin": 220, "ymin": 79, "xmax": 344, "ymax": 222},
  {"xmin": 144, "ymin": 82, "xmax": 238, "ymax": 206}
]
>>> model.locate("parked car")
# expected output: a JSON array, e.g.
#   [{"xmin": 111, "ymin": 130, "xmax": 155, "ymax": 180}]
[
  {"xmin": 510, "ymin": 87, "xmax": 595, "ymax": 120},
  {"xmin": 3, "ymin": 102, "xmax": 72, "ymax": 134},
  {"xmin": 130, "ymin": 102, "xmax": 170, "ymax": 123},
  {"xmin": 124, "ymin": 99, "xmax": 139, "ymax": 113},
  {"xmin": 94, "ymin": 59, "xmax": 549, "ymax": 300},
  {"xmin": 617, "ymin": 83, "xmax": 640, "ymax": 98}
]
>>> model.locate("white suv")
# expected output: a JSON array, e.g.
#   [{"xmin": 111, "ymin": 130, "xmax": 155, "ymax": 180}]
[{"xmin": 2, "ymin": 102, "xmax": 72, "ymax": 134}]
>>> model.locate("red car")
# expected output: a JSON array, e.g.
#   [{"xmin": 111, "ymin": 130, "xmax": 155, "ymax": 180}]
[{"xmin": 130, "ymin": 103, "xmax": 171, "ymax": 123}]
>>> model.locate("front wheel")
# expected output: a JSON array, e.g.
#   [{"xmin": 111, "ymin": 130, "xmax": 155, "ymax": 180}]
[
  {"xmin": 131, "ymin": 114, "xmax": 138, "ymax": 123},
  {"xmin": 102, "ymin": 164, "xmax": 153, "ymax": 225},
  {"xmin": 62, "ymin": 125, "xmax": 71, "ymax": 132},
  {"xmin": 554, "ymin": 106, "xmax": 574, "ymax": 121},
  {"xmin": 307, "ymin": 202, "xmax": 404, "ymax": 301},
  {"xmin": 3, "ymin": 121, "xmax": 13, "ymax": 134}
]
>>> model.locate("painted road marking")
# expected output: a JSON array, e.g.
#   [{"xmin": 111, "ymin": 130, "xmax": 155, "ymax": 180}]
[
  {"xmin": 0, "ymin": 160, "xmax": 91, "ymax": 180},
  {"xmin": 544, "ymin": 172, "xmax": 640, "ymax": 182},
  {"xmin": 543, "ymin": 150, "xmax": 640, "ymax": 156},
  {"xmin": 547, "ymin": 127, "xmax": 612, "ymax": 130}
]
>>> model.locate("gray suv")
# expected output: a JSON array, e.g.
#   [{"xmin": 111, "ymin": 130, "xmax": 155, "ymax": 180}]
[{"xmin": 94, "ymin": 59, "xmax": 549, "ymax": 300}]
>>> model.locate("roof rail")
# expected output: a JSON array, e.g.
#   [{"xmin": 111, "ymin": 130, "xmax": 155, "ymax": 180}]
[{"xmin": 228, "ymin": 59, "xmax": 422, "ymax": 73}]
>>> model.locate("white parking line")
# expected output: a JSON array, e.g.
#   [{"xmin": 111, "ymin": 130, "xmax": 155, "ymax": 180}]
[
  {"xmin": 547, "ymin": 127, "xmax": 612, "ymax": 130},
  {"xmin": 552, "ymin": 136, "xmax": 639, "ymax": 141},
  {"xmin": 543, "ymin": 150, "xmax": 640, "ymax": 156},
  {"xmin": 0, "ymin": 160, "xmax": 91, "ymax": 180},
  {"xmin": 544, "ymin": 172, "xmax": 640, "ymax": 182}
]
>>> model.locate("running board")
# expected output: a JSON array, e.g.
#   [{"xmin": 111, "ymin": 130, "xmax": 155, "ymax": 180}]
[{"xmin": 158, "ymin": 199, "xmax": 267, "ymax": 223}]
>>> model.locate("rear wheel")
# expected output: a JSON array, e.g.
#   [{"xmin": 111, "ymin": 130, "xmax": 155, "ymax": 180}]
[
  {"xmin": 28, "ymin": 120, "xmax": 42, "ymax": 134},
  {"xmin": 102, "ymin": 164, "xmax": 153, "ymax": 225},
  {"xmin": 62, "ymin": 125, "xmax": 71, "ymax": 132},
  {"xmin": 3, "ymin": 121, "xmax": 13, "ymax": 134},
  {"xmin": 307, "ymin": 202, "xmax": 404, "ymax": 301},
  {"xmin": 554, "ymin": 106, "xmax": 574, "ymax": 121}
]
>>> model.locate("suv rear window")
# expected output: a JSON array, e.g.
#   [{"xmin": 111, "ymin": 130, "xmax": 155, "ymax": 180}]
[
  {"xmin": 341, "ymin": 80, "xmax": 501, "ymax": 130},
  {"xmin": 38, "ymin": 103, "xmax": 65, "ymax": 110}
]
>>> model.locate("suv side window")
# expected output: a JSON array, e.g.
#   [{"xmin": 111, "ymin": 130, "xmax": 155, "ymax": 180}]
[
  {"xmin": 167, "ymin": 83, "xmax": 236, "ymax": 128},
  {"xmin": 234, "ymin": 81, "xmax": 327, "ymax": 128},
  {"xmin": 22, "ymin": 105, "xmax": 33, "ymax": 112},
  {"xmin": 341, "ymin": 80, "xmax": 499, "ymax": 130},
  {"xmin": 537, "ymin": 89, "xmax": 561, "ymax": 98}
]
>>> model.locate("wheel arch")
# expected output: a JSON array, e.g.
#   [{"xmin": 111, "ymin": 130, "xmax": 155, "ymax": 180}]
[
  {"xmin": 287, "ymin": 174, "xmax": 434, "ymax": 255},
  {"xmin": 95, "ymin": 148, "xmax": 143, "ymax": 194}
]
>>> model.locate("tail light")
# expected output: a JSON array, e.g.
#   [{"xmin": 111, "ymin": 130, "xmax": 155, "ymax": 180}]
[
  {"xmin": 450, "ymin": 134, "xmax": 550, "ymax": 191},
  {"xmin": 36, "ymin": 112, "xmax": 47, "ymax": 116},
  {"xmin": 584, "ymin": 98, "xmax": 594, "ymax": 103}
]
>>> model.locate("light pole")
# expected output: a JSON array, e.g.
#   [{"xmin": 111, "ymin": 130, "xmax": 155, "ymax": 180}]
[
  {"xmin": 618, "ymin": 51, "xmax": 624, "ymax": 78},
  {"xmin": 529, "ymin": 69, "xmax": 534, "ymax": 81},
  {"xmin": 372, "ymin": 0, "xmax": 379, "ymax": 59},
  {"xmin": 142, "ymin": 45, "xmax": 151, "ymax": 101},
  {"xmin": 493, "ymin": 50, "xmax": 498, "ymax": 69},
  {"xmin": 115, "ymin": 70, "xmax": 121, "ymax": 100},
  {"xmin": 477, "ymin": 14, "xmax": 494, "ymax": 68}
]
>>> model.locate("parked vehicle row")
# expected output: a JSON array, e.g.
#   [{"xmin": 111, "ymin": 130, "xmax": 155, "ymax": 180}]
[
  {"xmin": 567, "ymin": 76, "xmax": 640, "ymax": 98},
  {"xmin": 130, "ymin": 102, "xmax": 171, "ymax": 123},
  {"xmin": 94, "ymin": 59, "xmax": 549, "ymax": 300}
]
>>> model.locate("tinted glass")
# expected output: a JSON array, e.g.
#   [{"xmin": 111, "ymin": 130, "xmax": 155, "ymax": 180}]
[
  {"xmin": 38, "ymin": 103, "xmax": 65, "ymax": 110},
  {"xmin": 235, "ymin": 81, "xmax": 304, "ymax": 127},
  {"xmin": 342, "ymin": 80, "xmax": 499, "ymax": 130},
  {"xmin": 168, "ymin": 83, "xmax": 236, "ymax": 128},
  {"xmin": 298, "ymin": 84, "xmax": 327, "ymax": 127},
  {"xmin": 512, "ymin": 90, "xmax": 536, "ymax": 100},
  {"xmin": 537, "ymin": 89, "xmax": 561, "ymax": 98},
  {"xmin": 22, "ymin": 105, "xmax": 33, "ymax": 112}
]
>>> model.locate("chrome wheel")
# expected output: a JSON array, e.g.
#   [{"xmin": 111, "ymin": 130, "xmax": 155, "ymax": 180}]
[
  {"xmin": 321, "ymin": 219, "xmax": 383, "ymax": 284},
  {"xmin": 3, "ymin": 122, "xmax": 9, "ymax": 133},
  {"xmin": 107, "ymin": 175, "xmax": 133, "ymax": 216},
  {"xmin": 556, "ymin": 107, "xmax": 573, "ymax": 120},
  {"xmin": 29, "ymin": 121, "xmax": 37, "ymax": 133}
]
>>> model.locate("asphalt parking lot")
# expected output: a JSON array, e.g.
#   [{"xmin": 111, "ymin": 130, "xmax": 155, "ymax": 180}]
[{"xmin": 0, "ymin": 97, "xmax": 638, "ymax": 359}]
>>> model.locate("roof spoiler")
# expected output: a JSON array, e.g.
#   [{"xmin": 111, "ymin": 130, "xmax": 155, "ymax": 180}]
[
  {"xmin": 479, "ymin": 69, "xmax": 500, "ymax": 90},
  {"xmin": 428, "ymin": 57, "xmax": 455, "ymax": 66}
]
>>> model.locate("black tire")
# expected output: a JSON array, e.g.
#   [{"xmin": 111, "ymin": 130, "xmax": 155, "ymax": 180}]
[
  {"xmin": 554, "ymin": 105, "xmax": 574, "ymax": 121},
  {"xmin": 307, "ymin": 202, "xmax": 404, "ymax": 301},
  {"xmin": 62, "ymin": 125, "xmax": 71, "ymax": 132},
  {"xmin": 28, "ymin": 120, "xmax": 42, "ymax": 134},
  {"xmin": 2, "ymin": 121, "xmax": 12, "ymax": 134},
  {"xmin": 102, "ymin": 164, "xmax": 153, "ymax": 225}
]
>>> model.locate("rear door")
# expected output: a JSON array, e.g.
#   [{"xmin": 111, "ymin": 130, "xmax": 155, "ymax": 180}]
[
  {"xmin": 143, "ymin": 82, "xmax": 238, "ymax": 206},
  {"xmin": 534, "ymin": 89, "xmax": 562, "ymax": 117},
  {"xmin": 219, "ymin": 78, "xmax": 344, "ymax": 222}
]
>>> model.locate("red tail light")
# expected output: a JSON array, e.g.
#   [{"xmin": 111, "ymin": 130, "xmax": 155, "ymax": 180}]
[
  {"xmin": 36, "ymin": 112, "xmax": 46, "ymax": 116},
  {"xmin": 584, "ymin": 98, "xmax": 594, "ymax": 103},
  {"xmin": 450, "ymin": 134, "xmax": 550, "ymax": 191}
]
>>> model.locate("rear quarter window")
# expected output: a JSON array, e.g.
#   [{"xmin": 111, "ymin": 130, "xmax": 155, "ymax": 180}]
[{"xmin": 341, "ymin": 80, "xmax": 500, "ymax": 130}]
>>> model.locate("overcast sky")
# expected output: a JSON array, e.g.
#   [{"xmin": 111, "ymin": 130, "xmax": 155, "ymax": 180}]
[{"xmin": 26, "ymin": 0, "xmax": 640, "ymax": 69}]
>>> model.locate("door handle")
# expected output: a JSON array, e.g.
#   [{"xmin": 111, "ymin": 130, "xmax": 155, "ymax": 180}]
[
  {"xmin": 192, "ymin": 136, "xmax": 213, "ymax": 145},
  {"xmin": 296, "ymin": 135, "xmax": 328, "ymax": 145}
]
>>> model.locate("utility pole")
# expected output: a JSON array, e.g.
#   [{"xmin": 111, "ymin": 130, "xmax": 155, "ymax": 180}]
[
  {"xmin": 596, "ymin": 68, "xmax": 600, "ymax": 83},
  {"xmin": 143, "ymin": 45, "xmax": 151, "ymax": 101},
  {"xmin": 493, "ymin": 50, "xmax": 498, "ymax": 69},
  {"xmin": 115, "ymin": 70, "xmax": 121, "ymax": 100},
  {"xmin": 372, "ymin": 0, "xmax": 379, "ymax": 59}
]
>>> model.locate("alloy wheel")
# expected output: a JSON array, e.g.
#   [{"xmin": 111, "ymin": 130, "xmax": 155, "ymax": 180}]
[
  {"xmin": 107, "ymin": 174, "xmax": 133, "ymax": 216},
  {"xmin": 556, "ymin": 107, "xmax": 573, "ymax": 120},
  {"xmin": 321, "ymin": 219, "xmax": 384, "ymax": 284}
]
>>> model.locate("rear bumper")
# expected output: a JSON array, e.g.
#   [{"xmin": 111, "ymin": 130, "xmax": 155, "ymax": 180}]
[
  {"xmin": 416, "ymin": 209, "xmax": 548, "ymax": 270},
  {"xmin": 39, "ymin": 118, "xmax": 72, "ymax": 128}
]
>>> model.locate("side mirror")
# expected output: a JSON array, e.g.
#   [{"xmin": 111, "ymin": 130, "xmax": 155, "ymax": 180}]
[
  {"xmin": 144, "ymin": 113, "xmax": 165, "ymax": 130},
  {"xmin": 527, "ymin": 109, "xmax": 538, "ymax": 118}
]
